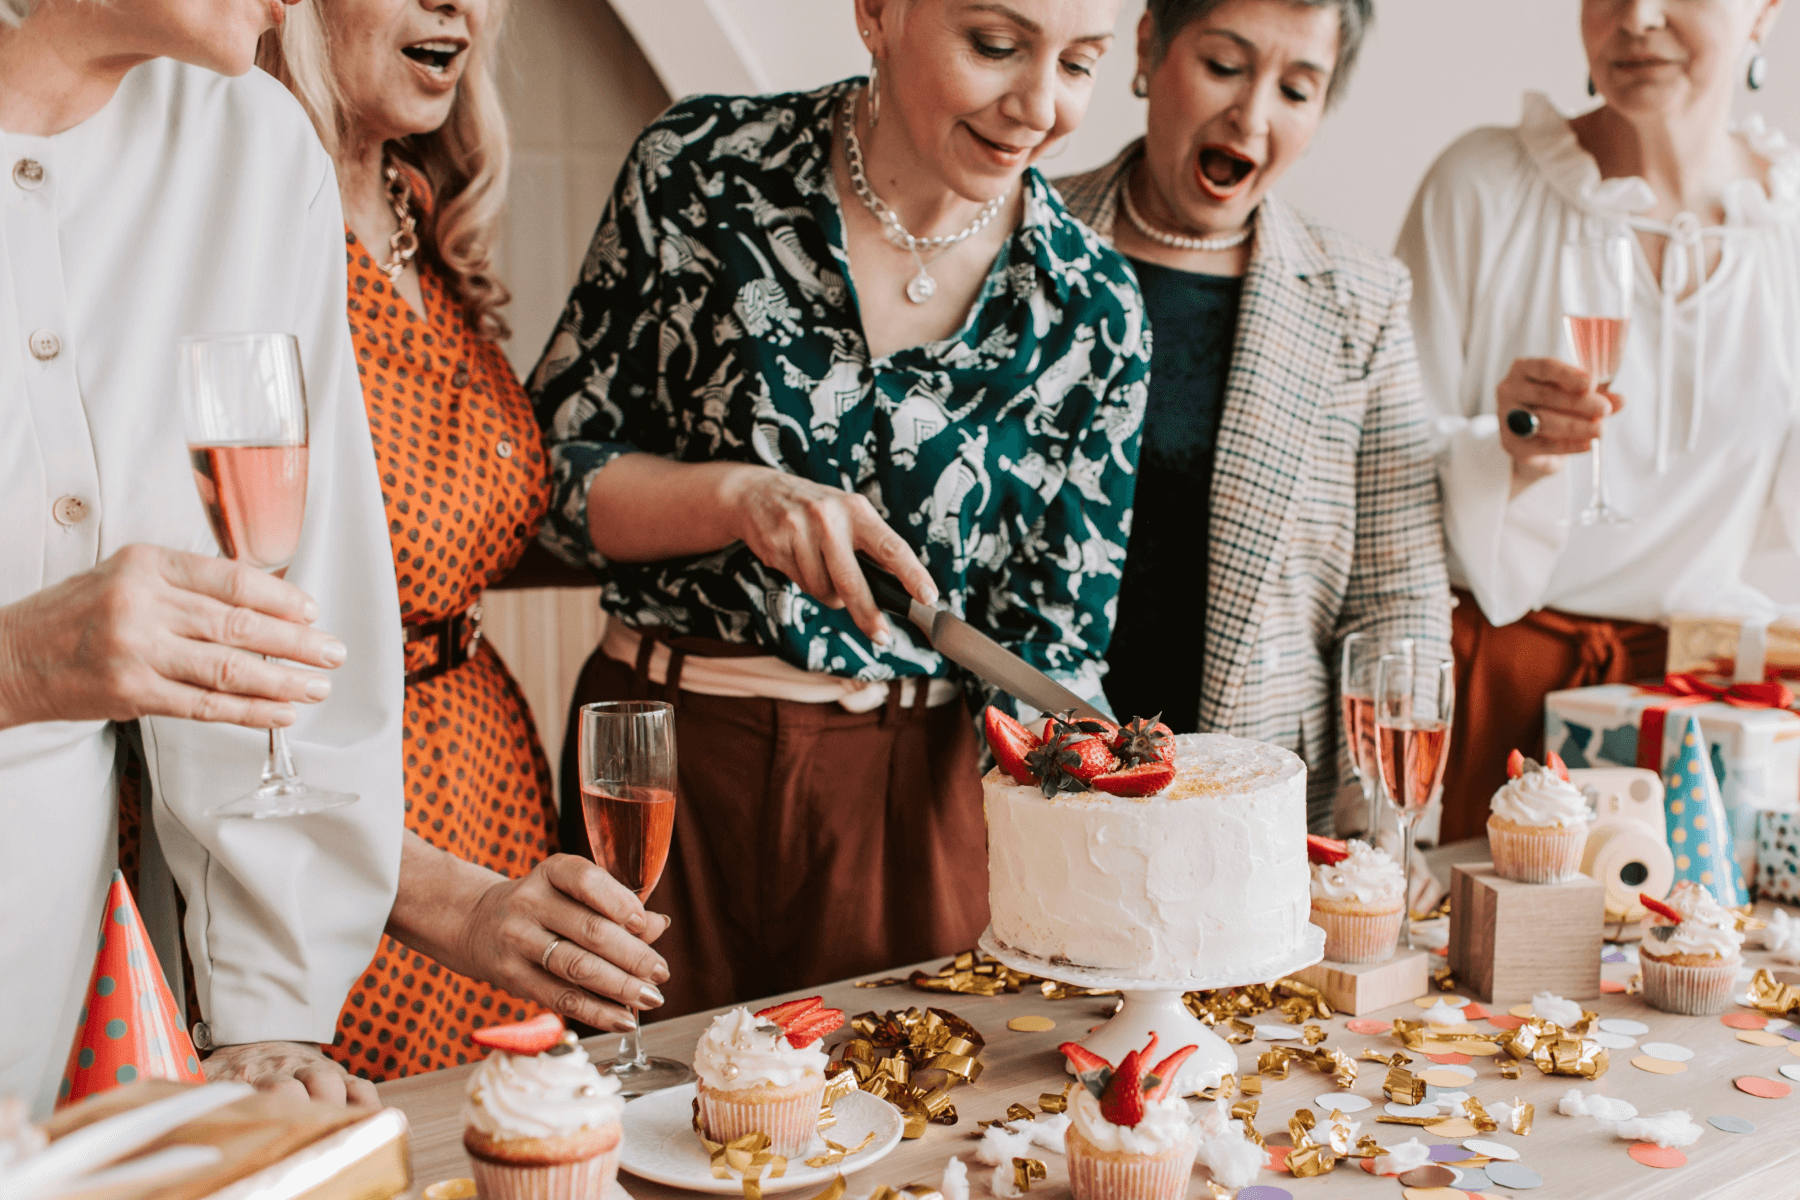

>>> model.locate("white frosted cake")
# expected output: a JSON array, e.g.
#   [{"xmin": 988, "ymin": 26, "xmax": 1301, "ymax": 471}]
[{"xmin": 983, "ymin": 732, "xmax": 1312, "ymax": 982}]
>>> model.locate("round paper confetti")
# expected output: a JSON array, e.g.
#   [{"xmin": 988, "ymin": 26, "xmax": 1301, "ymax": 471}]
[
  {"xmin": 1347, "ymin": 1017, "xmax": 1393, "ymax": 1034},
  {"xmin": 423, "ymin": 1181, "xmax": 477, "ymax": 1200},
  {"xmin": 1425, "ymin": 1051, "xmax": 1474, "ymax": 1065},
  {"xmin": 1779, "ymin": 1065, "xmax": 1800, "ymax": 1083},
  {"xmin": 1600, "ymin": 979, "xmax": 1627, "ymax": 993},
  {"xmin": 1425, "ymin": 1117, "xmax": 1479, "ymax": 1138},
  {"xmin": 1400, "ymin": 1164, "xmax": 1458, "ymax": 1187},
  {"xmin": 1006, "ymin": 1015, "xmax": 1055, "ymax": 1032},
  {"xmin": 1708, "ymin": 1115, "xmax": 1756, "ymax": 1134},
  {"xmin": 1265, "ymin": 1145, "xmax": 1291, "ymax": 1172},
  {"xmin": 1233, "ymin": 1188, "xmax": 1292, "ymax": 1200},
  {"xmin": 1628, "ymin": 1143, "xmax": 1687, "ymax": 1169},
  {"xmin": 1640, "ymin": 1042, "xmax": 1694, "ymax": 1062},
  {"xmin": 1254, "ymin": 1024, "xmax": 1304, "ymax": 1040},
  {"xmin": 1462, "ymin": 1002, "xmax": 1490, "ymax": 1020},
  {"xmin": 1313, "ymin": 1091, "xmax": 1372, "ymax": 1113},
  {"xmin": 1465, "ymin": 1139, "xmax": 1521, "ymax": 1160},
  {"xmin": 1436, "ymin": 1063, "xmax": 1478, "ymax": 1080},
  {"xmin": 1734, "ymin": 1076, "xmax": 1792, "ymax": 1098},
  {"xmin": 1770, "ymin": 1017, "xmax": 1793, "ymax": 1030},
  {"xmin": 1591, "ymin": 1031, "xmax": 1638, "ymax": 1050},
  {"xmin": 1631, "ymin": 1055, "xmax": 1687, "ymax": 1075},
  {"xmin": 1485, "ymin": 1160, "xmax": 1544, "ymax": 1189},
  {"xmin": 1427, "ymin": 1144, "xmax": 1467, "ymax": 1163},
  {"xmin": 1420, "ymin": 1068, "xmax": 1473, "ymax": 1087},
  {"xmin": 1508, "ymin": 1003, "xmax": 1535, "ymax": 1018},
  {"xmin": 1790, "ymin": 1042, "xmax": 1800, "ymax": 1058},
  {"xmin": 1487, "ymin": 1014, "xmax": 1526, "ymax": 1031},
  {"xmin": 1598, "ymin": 1018, "xmax": 1649, "ymax": 1035},
  {"xmin": 1401, "ymin": 1189, "xmax": 1465, "ymax": 1200},
  {"xmin": 1737, "ymin": 1029, "xmax": 1790, "ymax": 1047},
  {"xmin": 1418, "ymin": 995, "xmax": 1469, "ymax": 1008},
  {"xmin": 1388, "ymin": 1101, "xmax": 1440, "ymax": 1117},
  {"xmin": 1455, "ymin": 1166, "xmax": 1495, "ymax": 1190},
  {"xmin": 1722, "ymin": 1012, "xmax": 1769, "ymax": 1030}
]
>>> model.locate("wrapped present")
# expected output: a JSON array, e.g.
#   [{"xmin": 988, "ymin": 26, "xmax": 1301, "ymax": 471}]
[
  {"xmin": 1668, "ymin": 612, "xmax": 1800, "ymax": 683},
  {"xmin": 1758, "ymin": 810, "xmax": 1800, "ymax": 903},
  {"xmin": 1544, "ymin": 681, "xmax": 1800, "ymax": 884}
]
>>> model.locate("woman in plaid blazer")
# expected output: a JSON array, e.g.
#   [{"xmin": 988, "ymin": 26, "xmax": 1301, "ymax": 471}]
[{"xmin": 1057, "ymin": 0, "xmax": 1451, "ymax": 832}]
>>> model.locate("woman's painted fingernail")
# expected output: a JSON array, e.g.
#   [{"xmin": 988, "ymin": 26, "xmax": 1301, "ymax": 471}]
[
  {"xmin": 625, "ymin": 911, "xmax": 647, "ymax": 935},
  {"xmin": 303, "ymin": 677, "xmax": 332, "ymax": 702},
  {"xmin": 651, "ymin": 962, "xmax": 670, "ymax": 985},
  {"xmin": 639, "ymin": 983, "xmax": 665, "ymax": 1008},
  {"xmin": 320, "ymin": 639, "xmax": 347, "ymax": 667},
  {"xmin": 873, "ymin": 624, "xmax": 892, "ymax": 647},
  {"xmin": 302, "ymin": 599, "xmax": 320, "ymax": 623}
]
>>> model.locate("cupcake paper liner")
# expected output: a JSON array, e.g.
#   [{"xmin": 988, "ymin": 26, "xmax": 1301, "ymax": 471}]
[
  {"xmin": 1309, "ymin": 903, "xmax": 1405, "ymax": 964},
  {"xmin": 470, "ymin": 1145, "xmax": 619, "ymax": 1200},
  {"xmin": 1066, "ymin": 1133, "xmax": 1197, "ymax": 1200},
  {"xmin": 1640, "ymin": 954, "xmax": 1739, "ymax": 1016},
  {"xmin": 1487, "ymin": 819, "xmax": 1587, "ymax": 884},
  {"xmin": 697, "ymin": 1079, "xmax": 826, "ymax": 1158}
]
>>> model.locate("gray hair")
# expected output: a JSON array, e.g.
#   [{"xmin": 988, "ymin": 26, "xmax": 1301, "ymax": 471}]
[
  {"xmin": 1145, "ymin": 0, "xmax": 1373, "ymax": 106},
  {"xmin": 0, "ymin": 0, "xmax": 32, "ymax": 28}
]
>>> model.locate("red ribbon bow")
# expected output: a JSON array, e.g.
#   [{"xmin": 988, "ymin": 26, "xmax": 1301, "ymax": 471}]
[{"xmin": 1632, "ymin": 674, "xmax": 1796, "ymax": 772}]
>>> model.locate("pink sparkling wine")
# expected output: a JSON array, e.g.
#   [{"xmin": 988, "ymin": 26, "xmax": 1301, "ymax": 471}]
[
  {"xmin": 582, "ymin": 784, "xmax": 676, "ymax": 902},
  {"xmin": 189, "ymin": 443, "xmax": 308, "ymax": 574},
  {"xmin": 1565, "ymin": 315, "xmax": 1629, "ymax": 386},
  {"xmin": 1376, "ymin": 719, "xmax": 1450, "ymax": 813}
]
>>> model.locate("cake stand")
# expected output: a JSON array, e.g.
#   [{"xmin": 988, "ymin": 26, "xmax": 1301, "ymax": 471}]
[{"xmin": 978, "ymin": 924, "xmax": 1325, "ymax": 1097}]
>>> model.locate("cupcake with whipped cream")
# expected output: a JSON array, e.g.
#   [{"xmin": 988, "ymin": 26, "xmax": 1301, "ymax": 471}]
[
  {"xmin": 1061, "ymin": 1035, "xmax": 1198, "ymax": 1200},
  {"xmin": 695, "ymin": 998, "xmax": 841, "ymax": 1156},
  {"xmin": 1487, "ymin": 750, "xmax": 1589, "ymax": 883},
  {"xmin": 462, "ymin": 1014, "xmax": 623, "ymax": 1200},
  {"xmin": 1639, "ymin": 881, "xmax": 1745, "ymax": 1015},
  {"xmin": 1306, "ymin": 836, "xmax": 1404, "ymax": 963}
]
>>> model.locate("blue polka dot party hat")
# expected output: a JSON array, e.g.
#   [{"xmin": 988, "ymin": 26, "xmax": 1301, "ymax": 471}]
[
  {"xmin": 58, "ymin": 871, "xmax": 203, "ymax": 1108},
  {"xmin": 1662, "ymin": 711, "xmax": 1749, "ymax": 908}
]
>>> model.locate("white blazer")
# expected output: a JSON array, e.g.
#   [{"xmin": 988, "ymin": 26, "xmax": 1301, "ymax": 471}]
[{"xmin": 0, "ymin": 60, "xmax": 404, "ymax": 1114}]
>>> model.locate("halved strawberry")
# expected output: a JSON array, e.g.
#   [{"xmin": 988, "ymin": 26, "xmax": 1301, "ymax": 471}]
[
  {"xmin": 1546, "ymin": 751, "xmax": 1571, "ymax": 782},
  {"xmin": 1097, "ymin": 1033, "xmax": 1157, "ymax": 1127},
  {"xmin": 781, "ymin": 1006, "xmax": 846, "ymax": 1049},
  {"xmin": 1059, "ymin": 1042, "xmax": 1111, "ymax": 1074},
  {"xmin": 755, "ymin": 997, "xmax": 823, "ymax": 1026},
  {"xmin": 1307, "ymin": 834, "xmax": 1350, "ymax": 866},
  {"xmin": 1091, "ymin": 760, "xmax": 1175, "ymax": 797},
  {"xmin": 1039, "ymin": 711, "xmax": 1120, "ymax": 744},
  {"xmin": 1506, "ymin": 749, "xmax": 1525, "ymax": 779},
  {"xmin": 471, "ymin": 1012, "xmax": 565, "ymax": 1055},
  {"xmin": 1064, "ymin": 735, "xmax": 1119, "ymax": 782},
  {"xmin": 1112, "ymin": 715, "xmax": 1176, "ymax": 767},
  {"xmin": 1143, "ymin": 1044, "xmax": 1200, "ymax": 1102},
  {"xmin": 985, "ymin": 707, "xmax": 1041, "ymax": 785},
  {"xmin": 1640, "ymin": 892, "xmax": 1683, "ymax": 924}
]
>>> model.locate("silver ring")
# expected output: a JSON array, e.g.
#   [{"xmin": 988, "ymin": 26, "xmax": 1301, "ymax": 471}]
[
  {"xmin": 1505, "ymin": 407, "xmax": 1541, "ymax": 439},
  {"xmin": 540, "ymin": 936, "xmax": 562, "ymax": 971}
]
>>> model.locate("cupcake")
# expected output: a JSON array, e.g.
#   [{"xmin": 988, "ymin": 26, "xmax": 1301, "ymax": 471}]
[
  {"xmin": 1306, "ymin": 835, "xmax": 1405, "ymax": 963},
  {"xmin": 462, "ymin": 1014, "xmax": 624, "ymax": 1200},
  {"xmin": 1639, "ymin": 881, "xmax": 1745, "ymax": 1015},
  {"xmin": 1060, "ymin": 1035, "xmax": 1199, "ymax": 1200},
  {"xmin": 694, "ymin": 997, "xmax": 842, "ymax": 1156},
  {"xmin": 1487, "ymin": 750, "xmax": 1590, "ymax": 883}
]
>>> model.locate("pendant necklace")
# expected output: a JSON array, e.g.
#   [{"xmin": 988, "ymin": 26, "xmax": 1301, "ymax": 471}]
[
  {"xmin": 841, "ymin": 91, "xmax": 1008, "ymax": 304},
  {"xmin": 1119, "ymin": 169, "xmax": 1253, "ymax": 252}
]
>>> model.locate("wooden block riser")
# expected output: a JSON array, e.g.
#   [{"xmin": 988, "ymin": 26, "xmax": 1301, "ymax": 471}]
[
  {"xmin": 1292, "ymin": 950, "xmax": 1433, "ymax": 1016},
  {"xmin": 1449, "ymin": 862, "xmax": 1605, "ymax": 1003}
]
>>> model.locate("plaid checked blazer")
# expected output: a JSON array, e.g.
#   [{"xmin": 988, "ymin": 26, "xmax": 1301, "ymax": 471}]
[{"xmin": 1057, "ymin": 143, "xmax": 1453, "ymax": 830}]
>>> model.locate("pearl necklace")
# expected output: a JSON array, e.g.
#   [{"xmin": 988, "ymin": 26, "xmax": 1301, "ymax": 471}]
[
  {"xmin": 841, "ymin": 92, "xmax": 1009, "ymax": 304},
  {"xmin": 1120, "ymin": 173, "xmax": 1252, "ymax": 252}
]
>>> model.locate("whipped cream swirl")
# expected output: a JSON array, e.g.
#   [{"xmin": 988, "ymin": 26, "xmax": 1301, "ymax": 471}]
[
  {"xmin": 1489, "ymin": 766, "xmax": 1589, "ymax": 828},
  {"xmin": 1310, "ymin": 839, "xmax": 1404, "ymax": 905},
  {"xmin": 1069, "ymin": 1086, "xmax": 1194, "ymax": 1155},
  {"xmin": 1644, "ymin": 881, "xmax": 1744, "ymax": 960},
  {"xmin": 464, "ymin": 1039, "xmax": 622, "ymax": 1140},
  {"xmin": 694, "ymin": 1007, "xmax": 829, "ymax": 1091}
]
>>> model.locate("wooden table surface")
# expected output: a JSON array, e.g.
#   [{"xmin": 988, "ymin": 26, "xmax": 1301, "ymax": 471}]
[{"xmin": 379, "ymin": 902, "xmax": 1800, "ymax": 1200}]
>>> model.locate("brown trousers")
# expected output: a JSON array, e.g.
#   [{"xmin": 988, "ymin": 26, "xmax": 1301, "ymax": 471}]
[
  {"xmin": 559, "ymin": 633, "xmax": 989, "ymax": 1021},
  {"xmin": 1441, "ymin": 589, "xmax": 1667, "ymax": 844}
]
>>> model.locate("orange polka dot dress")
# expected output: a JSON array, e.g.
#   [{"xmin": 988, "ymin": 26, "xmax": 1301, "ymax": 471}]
[{"xmin": 325, "ymin": 229, "xmax": 559, "ymax": 1081}]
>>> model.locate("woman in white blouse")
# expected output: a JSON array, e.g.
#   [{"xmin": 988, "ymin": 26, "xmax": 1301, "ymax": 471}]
[
  {"xmin": 0, "ymin": 0, "xmax": 404, "ymax": 1112},
  {"xmin": 1396, "ymin": 0, "xmax": 1795, "ymax": 842}
]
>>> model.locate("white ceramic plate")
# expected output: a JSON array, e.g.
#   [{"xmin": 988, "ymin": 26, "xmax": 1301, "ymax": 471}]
[{"xmin": 619, "ymin": 1085, "xmax": 903, "ymax": 1194}]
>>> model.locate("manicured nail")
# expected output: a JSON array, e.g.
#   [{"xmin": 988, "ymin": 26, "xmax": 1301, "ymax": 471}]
[
  {"xmin": 303, "ymin": 677, "xmax": 332, "ymax": 702},
  {"xmin": 320, "ymin": 639, "xmax": 347, "ymax": 667},
  {"xmin": 639, "ymin": 983, "xmax": 664, "ymax": 1008},
  {"xmin": 271, "ymin": 706, "xmax": 297, "ymax": 727},
  {"xmin": 625, "ymin": 911, "xmax": 647, "ymax": 935},
  {"xmin": 302, "ymin": 599, "xmax": 320, "ymax": 623},
  {"xmin": 651, "ymin": 962, "xmax": 670, "ymax": 985},
  {"xmin": 873, "ymin": 623, "xmax": 892, "ymax": 647},
  {"xmin": 923, "ymin": 585, "xmax": 940, "ymax": 607}
]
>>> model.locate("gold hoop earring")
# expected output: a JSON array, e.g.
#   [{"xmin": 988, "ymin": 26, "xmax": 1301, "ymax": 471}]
[
  {"xmin": 1131, "ymin": 71, "xmax": 1150, "ymax": 99},
  {"xmin": 868, "ymin": 57, "xmax": 882, "ymax": 127}
]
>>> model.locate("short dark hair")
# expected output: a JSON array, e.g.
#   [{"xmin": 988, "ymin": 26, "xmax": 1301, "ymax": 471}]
[{"xmin": 1145, "ymin": 0, "xmax": 1374, "ymax": 106}]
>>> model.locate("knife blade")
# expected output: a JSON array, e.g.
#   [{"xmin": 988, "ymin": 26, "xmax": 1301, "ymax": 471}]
[{"xmin": 856, "ymin": 553, "xmax": 1109, "ymax": 721}]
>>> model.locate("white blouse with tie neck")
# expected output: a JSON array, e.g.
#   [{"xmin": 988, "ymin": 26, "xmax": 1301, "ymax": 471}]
[
  {"xmin": 1397, "ymin": 92, "xmax": 1800, "ymax": 628},
  {"xmin": 0, "ymin": 59, "xmax": 404, "ymax": 1115}
]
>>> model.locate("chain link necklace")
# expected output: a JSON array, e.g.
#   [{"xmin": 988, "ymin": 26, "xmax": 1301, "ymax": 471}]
[
  {"xmin": 841, "ymin": 91, "xmax": 1008, "ymax": 304},
  {"xmin": 1120, "ymin": 169, "xmax": 1253, "ymax": 253},
  {"xmin": 381, "ymin": 159, "xmax": 420, "ymax": 283}
]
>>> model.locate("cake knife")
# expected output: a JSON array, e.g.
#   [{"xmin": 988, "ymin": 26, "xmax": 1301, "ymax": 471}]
[{"xmin": 856, "ymin": 554, "xmax": 1109, "ymax": 721}]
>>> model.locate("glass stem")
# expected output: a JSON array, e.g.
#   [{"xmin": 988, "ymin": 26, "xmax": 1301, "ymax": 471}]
[
  {"xmin": 1364, "ymin": 776, "xmax": 1381, "ymax": 846},
  {"xmin": 1590, "ymin": 434, "xmax": 1606, "ymax": 511},
  {"xmin": 261, "ymin": 689, "xmax": 301, "ymax": 790},
  {"xmin": 617, "ymin": 1009, "xmax": 648, "ymax": 1071},
  {"xmin": 1399, "ymin": 812, "xmax": 1416, "ymax": 950}
]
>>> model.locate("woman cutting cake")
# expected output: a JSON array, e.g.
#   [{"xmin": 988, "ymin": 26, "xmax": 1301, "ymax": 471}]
[{"xmin": 529, "ymin": 0, "xmax": 1147, "ymax": 1016}]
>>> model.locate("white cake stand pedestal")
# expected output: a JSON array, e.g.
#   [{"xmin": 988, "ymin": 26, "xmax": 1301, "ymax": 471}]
[{"xmin": 977, "ymin": 925, "xmax": 1325, "ymax": 1098}]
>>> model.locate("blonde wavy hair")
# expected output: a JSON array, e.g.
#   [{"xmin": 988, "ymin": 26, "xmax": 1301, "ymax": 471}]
[{"xmin": 257, "ymin": 0, "xmax": 514, "ymax": 340}]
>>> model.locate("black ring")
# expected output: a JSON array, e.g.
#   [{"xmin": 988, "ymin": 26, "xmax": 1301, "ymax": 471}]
[{"xmin": 1505, "ymin": 408, "xmax": 1540, "ymax": 439}]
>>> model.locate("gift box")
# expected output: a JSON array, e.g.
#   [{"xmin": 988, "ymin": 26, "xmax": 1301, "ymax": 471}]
[
  {"xmin": 1758, "ymin": 810, "xmax": 1800, "ymax": 904},
  {"xmin": 1544, "ymin": 682, "xmax": 1800, "ymax": 883},
  {"xmin": 1668, "ymin": 612, "xmax": 1800, "ymax": 683}
]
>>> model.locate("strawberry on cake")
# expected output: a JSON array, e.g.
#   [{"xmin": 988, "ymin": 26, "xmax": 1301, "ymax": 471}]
[
  {"xmin": 1060, "ymin": 1035, "xmax": 1200, "ymax": 1200},
  {"xmin": 693, "ymin": 997, "xmax": 843, "ymax": 1156}
]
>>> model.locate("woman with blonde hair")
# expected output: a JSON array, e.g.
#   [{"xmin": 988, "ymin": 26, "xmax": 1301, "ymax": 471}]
[{"xmin": 257, "ymin": 0, "xmax": 670, "ymax": 1080}]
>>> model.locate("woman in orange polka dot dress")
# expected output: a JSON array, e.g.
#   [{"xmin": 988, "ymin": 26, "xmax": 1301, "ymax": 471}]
[{"xmin": 251, "ymin": 0, "xmax": 673, "ymax": 1083}]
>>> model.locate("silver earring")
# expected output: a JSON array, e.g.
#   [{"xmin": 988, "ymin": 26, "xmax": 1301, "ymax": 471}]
[
  {"xmin": 1131, "ymin": 71, "xmax": 1150, "ymax": 99},
  {"xmin": 868, "ymin": 57, "xmax": 882, "ymax": 127},
  {"xmin": 1748, "ymin": 40, "xmax": 1768, "ymax": 90}
]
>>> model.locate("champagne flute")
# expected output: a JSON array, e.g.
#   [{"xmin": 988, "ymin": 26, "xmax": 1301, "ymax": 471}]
[
  {"xmin": 1559, "ymin": 235, "xmax": 1634, "ymax": 526},
  {"xmin": 1372, "ymin": 652, "xmax": 1454, "ymax": 949},
  {"xmin": 179, "ymin": 333, "xmax": 356, "ymax": 819},
  {"xmin": 1341, "ymin": 633, "xmax": 1413, "ymax": 845},
  {"xmin": 579, "ymin": 700, "xmax": 692, "ymax": 1096}
]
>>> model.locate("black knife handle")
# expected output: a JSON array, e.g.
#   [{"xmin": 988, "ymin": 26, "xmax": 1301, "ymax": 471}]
[{"xmin": 855, "ymin": 552, "xmax": 920, "ymax": 618}]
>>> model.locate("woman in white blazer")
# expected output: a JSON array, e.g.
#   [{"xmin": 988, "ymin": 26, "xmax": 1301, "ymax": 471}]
[{"xmin": 0, "ymin": 0, "xmax": 403, "ymax": 1112}]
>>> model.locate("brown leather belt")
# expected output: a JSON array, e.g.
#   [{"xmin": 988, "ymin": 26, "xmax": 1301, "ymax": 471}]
[{"xmin": 404, "ymin": 597, "xmax": 483, "ymax": 686}]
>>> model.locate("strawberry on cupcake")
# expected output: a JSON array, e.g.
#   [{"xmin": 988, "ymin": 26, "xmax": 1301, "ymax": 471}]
[
  {"xmin": 1306, "ymin": 835, "xmax": 1405, "ymax": 963},
  {"xmin": 1638, "ymin": 882, "xmax": 1746, "ymax": 1015},
  {"xmin": 1487, "ymin": 750, "xmax": 1590, "ymax": 883},
  {"xmin": 693, "ymin": 997, "xmax": 843, "ymax": 1156},
  {"xmin": 1060, "ymin": 1035, "xmax": 1199, "ymax": 1200}
]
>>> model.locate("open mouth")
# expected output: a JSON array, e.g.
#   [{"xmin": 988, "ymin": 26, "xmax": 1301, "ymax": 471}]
[
  {"xmin": 1195, "ymin": 146, "xmax": 1257, "ymax": 201},
  {"xmin": 402, "ymin": 40, "xmax": 466, "ymax": 74}
]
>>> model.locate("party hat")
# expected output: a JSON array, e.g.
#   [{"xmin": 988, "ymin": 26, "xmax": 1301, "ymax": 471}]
[
  {"xmin": 1661, "ymin": 712, "xmax": 1749, "ymax": 907},
  {"xmin": 58, "ymin": 871, "xmax": 204, "ymax": 1108}
]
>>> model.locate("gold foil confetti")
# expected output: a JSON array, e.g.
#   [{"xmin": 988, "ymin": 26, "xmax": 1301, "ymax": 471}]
[
  {"xmin": 1287, "ymin": 1143, "xmax": 1336, "ymax": 1177},
  {"xmin": 908, "ymin": 951, "xmax": 1039, "ymax": 997},
  {"xmin": 1038, "ymin": 1084, "xmax": 1072, "ymax": 1114},
  {"xmin": 1463, "ymin": 1096, "xmax": 1499, "ymax": 1134},
  {"xmin": 1006, "ymin": 1103, "xmax": 1036, "ymax": 1123},
  {"xmin": 1196, "ymin": 1073, "xmax": 1235, "ymax": 1102},
  {"xmin": 1352, "ymin": 1136, "xmax": 1384, "ymax": 1159},
  {"xmin": 1377, "ymin": 1116, "xmax": 1438, "ymax": 1128},
  {"xmin": 1288, "ymin": 1107, "xmax": 1316, "ymax": 1146},
  {"xmin": 1383, "ymin": 1065, "xmax": 1426, "ymax": 1104},
  {"xmin": 1748, "ymin": 968, "xmax": 1800, "ymax": 1017},
  {"xmin": 1205, "ymin": 1183, "xmax": 1230, "ymax": 1199},
  {"xmin": 1011, "ymin": 1158, "xmax": 1046, "ymax": 1193},
  {"xmin": 828, "ymin": 1007, "xmax": 984, "ymax": 1138},
  {"xmin": 1499, "ymin": 1059, "xmax": 1522, "ymax": 1081},
  {"xmin": 1225, "ymin": 1018, "xmax": 1257, "ymax": 1044},
  {"xmin": 805, "ymin": 1130, "xmax": 877, "ymax": 1169},
  {"xmin": 1302, "ymin": 1023, "xmax": 1326, "ymax": 1046},
  {"xmin": 856, "ymin": 977, "xmax": 908, "ymax": 988},
  {"xmin": 1239, "ymin": 1075, "xmax": 1263, "ymax": 1096},
  {"xmin": 1512, "ymin": 1099, "xmax": 1534, "ymax": 1136},
  {"xmin": 423, "ymin": 1181, "xmax": 476, "ymax": 1200},
  {"xmin": 1257, "ymin": 1050, "xmax": 1293, "ymax": 1079}
]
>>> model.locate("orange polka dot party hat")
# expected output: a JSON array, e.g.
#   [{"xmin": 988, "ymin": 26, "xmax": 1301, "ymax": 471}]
[{"xmin": 57, "ymin": 871, "xmax": 204, "ymax": 1108}]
